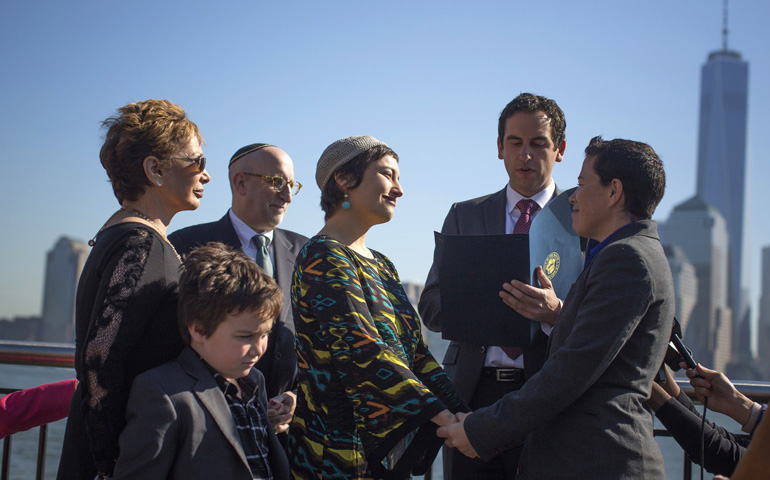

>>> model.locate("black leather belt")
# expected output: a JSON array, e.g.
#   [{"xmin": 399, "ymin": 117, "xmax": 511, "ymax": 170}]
[{"xmin": 483, "ymin": 367, "xmax": 525, "ymax": 383}]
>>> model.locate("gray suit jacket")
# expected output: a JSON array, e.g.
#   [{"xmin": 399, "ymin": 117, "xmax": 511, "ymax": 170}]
[
  {"xmin": 418, "ymin": 187, "xmax": 557, "ymax": 401},
  {"xmin": 464, "ymin": 220, "xmax": 674, "ymax": 479},
  {"xmin": 169, "ymin": 213, "xmax": 308, "ymax": 398},
  {"xmin": 112, "ymin": 347, "xmax": 290, "ymax": 480}
]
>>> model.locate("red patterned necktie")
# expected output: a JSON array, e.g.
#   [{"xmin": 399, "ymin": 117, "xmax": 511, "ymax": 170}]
[
  {"xmin": 502, "ymin": 199, "xmax": 540, "ymax": 360},
  {"xmin": 513, "ymin": 199, "xmax": 539, "ymax": 234}
]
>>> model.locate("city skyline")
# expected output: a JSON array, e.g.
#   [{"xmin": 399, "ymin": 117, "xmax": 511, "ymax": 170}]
[
  {"xmin": 2, "ymin": 1, "xmax": 770, "ymax": 323},
  {"xmin": 696, "ymin": 47, "xmax": 751, "ymax": 347}
]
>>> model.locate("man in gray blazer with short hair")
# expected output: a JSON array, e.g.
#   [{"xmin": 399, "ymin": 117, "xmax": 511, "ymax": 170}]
[{"xmin": 439, "ymin": 136, "xmax": 674, "ymax": 479}]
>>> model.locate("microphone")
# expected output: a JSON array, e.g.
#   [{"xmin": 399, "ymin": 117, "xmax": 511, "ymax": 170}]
[
  {"xmin": 664, "ymin": 317, "xmax": 707, "ymax": 480},
  {"xmin": 671, "ymin": 333, "xmax": 697, "ymax": 370}
]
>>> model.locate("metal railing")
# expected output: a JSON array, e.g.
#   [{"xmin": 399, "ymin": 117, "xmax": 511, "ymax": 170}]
[
  {"xmin": 1, "ymin": 340, "xmax": 769, "ymax": 480},
  {"xmin": 0, "ymin": 341, "xmax": 74, "ymax": 369}
]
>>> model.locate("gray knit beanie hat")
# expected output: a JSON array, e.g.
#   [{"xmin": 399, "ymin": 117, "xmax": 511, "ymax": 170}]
[{"xmin": 315, "ymin": 135, "xmax": 388, "ymax": 190}]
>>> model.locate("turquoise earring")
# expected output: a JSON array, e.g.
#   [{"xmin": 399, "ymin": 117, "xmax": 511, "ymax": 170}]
[{"xmin": 342, "ymin": 193, "xmax": 351, "ymax": 210}]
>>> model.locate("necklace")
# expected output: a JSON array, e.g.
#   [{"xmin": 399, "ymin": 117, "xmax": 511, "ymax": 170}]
[{"xmin": 88, "ymin": 207, "xmax": 183, "ymax": 264}]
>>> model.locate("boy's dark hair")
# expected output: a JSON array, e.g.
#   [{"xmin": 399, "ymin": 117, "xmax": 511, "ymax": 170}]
[
  {"xmin": 498, "ymin": 93, "xmax": 566, "ymax": 149},
  {"xmin": 585, "ymin": 136, "xmax": 666, "ymax": 220},
  {"xmin": 177, "ymin": 242, "xmax": 282, "ymax": 343},
  {"xmin": 319, "ymin": 144, "xmax": 398, "ymax": 220}
]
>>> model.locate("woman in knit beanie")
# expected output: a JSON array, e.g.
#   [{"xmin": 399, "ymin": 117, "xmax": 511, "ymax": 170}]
[{"xmin": 288, "ymin": 136, "xmax": 467, "ymax": 480}]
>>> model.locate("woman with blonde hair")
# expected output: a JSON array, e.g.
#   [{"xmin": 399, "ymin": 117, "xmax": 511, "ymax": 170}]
[{"xmin": 58, "ymin": 99, "xmax": 210, "ymax": 480}]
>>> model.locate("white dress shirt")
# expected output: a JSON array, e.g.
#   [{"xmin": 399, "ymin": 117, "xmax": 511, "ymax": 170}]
[
  {"xmin": 485, "ymin": 181, "xmax": 555, "ymax": 368},
  {"xmin": 228, "ymin": 209, "xmax": 275, "ymax": 266}
]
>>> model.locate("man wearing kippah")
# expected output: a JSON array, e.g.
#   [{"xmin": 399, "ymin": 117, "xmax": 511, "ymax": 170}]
[
  {"xmin": 419, "ymin": 93, "xmax": 566, "ymax": 480},
  {"xmin": 169, "ymin": 144, "xmax": 308, "ymax": 448}
]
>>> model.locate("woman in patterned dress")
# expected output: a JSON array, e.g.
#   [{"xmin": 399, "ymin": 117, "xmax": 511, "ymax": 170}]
[
  {"xmin": 57, "ymin": 99, "xmax": 210, "ymax": 480},
  {"xmin": 289, "ymin": 136, "xmax": 467, "ymax": 480}
]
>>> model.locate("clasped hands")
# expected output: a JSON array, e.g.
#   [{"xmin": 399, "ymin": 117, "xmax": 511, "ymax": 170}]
[
  {"xmin": 430, "ymin": 268, "xmax": 561, "ymax": 461},
  {"xmin": 433, "ymin": 410, "xmax": 479, "ymax": 458},
  {"xmin": 500, "ymin": 266, "xmax": 561, "ymax": 325}
]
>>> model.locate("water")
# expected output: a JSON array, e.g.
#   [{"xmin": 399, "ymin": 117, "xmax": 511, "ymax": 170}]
[{"xmin": 0, "ymin": 340, "xmax": 737, "ymax": 479}]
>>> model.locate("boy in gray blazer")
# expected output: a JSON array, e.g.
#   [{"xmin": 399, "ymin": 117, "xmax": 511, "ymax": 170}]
[{"xmin": 112, "ymin": 243, "xmax": 290, "ymax": 480}]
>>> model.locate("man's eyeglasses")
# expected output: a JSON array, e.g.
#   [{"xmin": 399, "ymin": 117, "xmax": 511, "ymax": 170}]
[
  {"xmin": 242, "ymin": 172, "xmax": 302, "ymax": 195},
  {"xmin": 169, "ymin": 156, "xmax": 206, "ymax": 172}
]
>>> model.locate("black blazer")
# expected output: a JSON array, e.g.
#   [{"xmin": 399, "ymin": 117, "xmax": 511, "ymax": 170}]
[{"xmin": 169, "ymin": 213, "xmax": 308, "ymax": 398}]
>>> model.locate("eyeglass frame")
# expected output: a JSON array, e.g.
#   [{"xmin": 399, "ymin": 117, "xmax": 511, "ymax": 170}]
[
  {"xmin": 241, "ymin": 172, "xmax": 302, "ymax": 195},
  {"xmin": 169, "ymin": 156, "xmax": 207, "ymax": 172}
]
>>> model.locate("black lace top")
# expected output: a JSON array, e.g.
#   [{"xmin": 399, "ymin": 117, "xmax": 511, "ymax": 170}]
[{"xmin": 71, "ymin": 222, "xmax": 185, "ymax": 474}]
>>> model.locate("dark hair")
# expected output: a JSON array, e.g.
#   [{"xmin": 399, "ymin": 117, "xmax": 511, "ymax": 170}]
[
  {"xmin": 177, "ymin": 242, "xmax": 282, "ymax": 344},
  {"xmin": 497, "ymin": 93, "xmax": 566, "ymax": 149},
  {"xmin": 585, "ymin": 136, "xmax": 666, "ymax": 220},
  {"xmin": 319, "ymin": 144, "xmax": 399, "ymax": 220},
  {"xmin": 99, "ymin": 99, "xmax": 202, "ymax": 203}
]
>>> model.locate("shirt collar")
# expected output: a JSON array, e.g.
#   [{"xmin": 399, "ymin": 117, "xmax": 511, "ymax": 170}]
[
  {"xmin": 583, "ymin": 222, "xmax": 635, "ymax": 268},
  {"xmin": 199, "ymin": 353, "xmax": 259, "ymax": 401},
  {"xmin": 505, "ymin": 180, "xmax": 555, "ymax": 215},
  {"xmin": 229, "ymin": 208, "xmax": 274, "ymax": 249}
]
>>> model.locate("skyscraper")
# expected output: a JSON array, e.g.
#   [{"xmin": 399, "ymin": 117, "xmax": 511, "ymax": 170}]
[
  {"xmin": 663, "ymin": 244, "xmax": 697, "ymax": 339},
  {"xmin": 40, "ymin": 236, "xmax": 89, "ymax": 343},
  {"xmin": 758, "ymin": 246, "xmax": 770, "ymax": 376},
  {"xmin": 660, "ymin": 196, "xmax": 732, "ymax": 372},
  {"xmin": 695, "ymin": 24, "xmax": 750, "ymax": 353}
]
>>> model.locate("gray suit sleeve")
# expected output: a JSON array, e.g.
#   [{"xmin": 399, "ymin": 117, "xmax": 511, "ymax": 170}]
[
  {"xmin": 465, "ymin": 243, "xmax": 655, "ymax": 459},
  {"xmin": 112, "ymin": 374, "xmax": 178, "ymax": 480},
  {"xmin": 418, "ymin": 204, "xmax": 460, "ymax": 332}
]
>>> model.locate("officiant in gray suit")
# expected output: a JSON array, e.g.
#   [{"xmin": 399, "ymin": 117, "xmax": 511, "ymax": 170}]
[
  {"xmin": 419, "ymin": 93, "xmax": 567, "ymax": 480},
  {"xmin": 438, "ymin": 136, "xmax": 674, "ymax": 479},
  {"xmin": 169, "ymin": 144, "xmax": 308, "ymax": 440}
]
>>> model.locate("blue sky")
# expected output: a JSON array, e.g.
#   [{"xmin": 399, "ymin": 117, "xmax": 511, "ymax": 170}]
[{"xmin": 2, "ymin": 0, "xmax": 769, "ymax": 320}]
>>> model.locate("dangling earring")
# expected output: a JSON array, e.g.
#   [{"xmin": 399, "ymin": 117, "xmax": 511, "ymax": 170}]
[{"xmin": 342, "ymin": 193, "xmax": 351, "ymax": 210}]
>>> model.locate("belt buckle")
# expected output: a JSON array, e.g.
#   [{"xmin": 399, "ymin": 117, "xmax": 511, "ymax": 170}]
[{"xmin": 496, "ymin": 368, "xmax": 519, "ymax": 382}]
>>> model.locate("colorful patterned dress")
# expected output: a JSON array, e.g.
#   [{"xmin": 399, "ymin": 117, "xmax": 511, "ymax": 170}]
[{"xmin": 289, "ymin": 235, "xmax": 465, "ymax": 480}]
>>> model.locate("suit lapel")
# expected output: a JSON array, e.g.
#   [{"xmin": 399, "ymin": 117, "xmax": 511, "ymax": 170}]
[
  {"xmin": 272, "ymin": 229, "xmax": 298, "ymax": 327},
  {"xmin": 179, "ymin": 348, "xmax": 250, "ymax": 468},
  {"xmin": 216, "ymin": 213, "xmax": 245, "ymax": 251},
  {"xmin": 483, "ymin": 188, "xmax": 508, "ymax": 234},
  {"xmin": 272, "ymin": 229, "xmax": 294, "ymax": 290}
]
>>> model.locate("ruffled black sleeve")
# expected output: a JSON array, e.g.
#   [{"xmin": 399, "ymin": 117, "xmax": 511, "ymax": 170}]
[{"xmin": 79, "ymin": 226, "xmax": 183, "ymax": 473}]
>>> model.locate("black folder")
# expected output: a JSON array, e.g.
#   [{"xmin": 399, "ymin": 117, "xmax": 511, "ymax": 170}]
[
  {"xmin": 434, "ymin": 187, "xmax": 584, "ymax": 348},
  {"xmin": 436, "ymin": 232, "xmax": 531, "ymax": 347}
]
